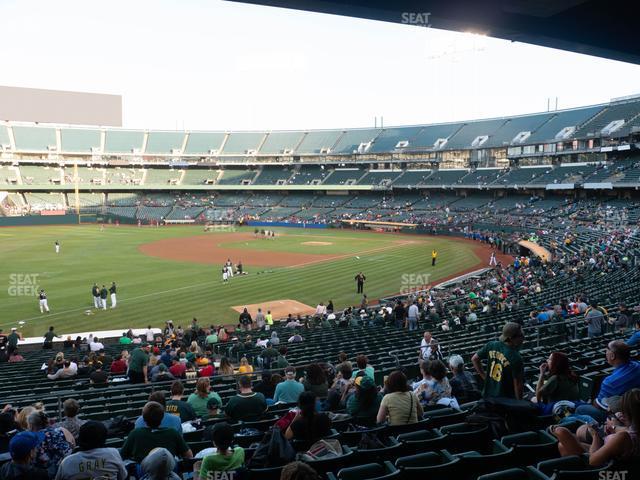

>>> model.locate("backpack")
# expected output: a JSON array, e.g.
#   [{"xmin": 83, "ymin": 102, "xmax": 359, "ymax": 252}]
[
  {"xmin": 247, "ymin": 426, "xmax": 295, "ymax": 468},
  {"xmin": 103, "ymin": 415, "xmax": 134, "ymax": 437},
  {"xmin": 357, "ymin": 432, "xmax": 386, "ymax": 450},
  {"xmin": 466, "ymin": 397, "xmax": 538, "ymax": 437}
]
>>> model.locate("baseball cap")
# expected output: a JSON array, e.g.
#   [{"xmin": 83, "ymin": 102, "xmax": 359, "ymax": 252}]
[
  {"xmin": 9, "ymin": 431, "xmax": 43, "ymax": 459},
  {"xmin": 500, "ymin": 322, "xmax": 524, "ymax": 342},
  {"xmin": 355, "ymin": 376, "xmax": 375, "ymax": 390},
  {"xmin": 207, "ymin": 397, "xmax": 222, "ymax": 409},
  {"xmin": 78, "ymin": 420, "xmax": 107, "ymax": 450}
]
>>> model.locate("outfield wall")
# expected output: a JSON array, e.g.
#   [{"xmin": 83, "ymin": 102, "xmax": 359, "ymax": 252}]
[{"xmin": 0, "ymin": 214, "xmax": 83, "ymax": 226}]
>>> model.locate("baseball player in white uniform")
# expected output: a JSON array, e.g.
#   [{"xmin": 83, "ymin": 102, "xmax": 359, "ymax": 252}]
[
  {"xmin": 226, "ymin": 259, "xmax": 234, "ymax": 278},
  {"xmin": 39, "ymin": 289, "xmax": 50, "ymax": 313},
  {"xmin": 222, "ymin": 266, "xmax": 229, "ymax": 283},
  {"xmin": 54, "ymin": 241, "xmax": 60, "ymax": 254},
  {"xmin": 489, "ymin": 251, "xmax": 497, "ymax": 266}
]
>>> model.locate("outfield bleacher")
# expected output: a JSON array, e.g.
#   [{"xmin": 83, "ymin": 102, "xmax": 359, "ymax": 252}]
[
  {"xmin": 104, "ymin": 129, "xmax": 145, "ymax": 153},
  {"xmin": 288, "ymin": 165, "xmax": 329, "ymax": 185},
  {"xmin": 217, "ymin": 168, "xmax": 258, "ymax": 185},
  {"xmin": 19, "ymin": 165, "xmax": 62, "ymax": 185},
  {"xmin": 60, "ymin": 128, "xmax": 101, "ymax": 153},
  {"xmin": 323, "ymin": 168, "xmax": 365, "ymax": 185},
  {"xmin": 259, "ymin": 131, "xmax": 304, "ymax": 155},
  {"xmin": 144, "ymin": 168, "xmax": 182, "ymax": 185}
]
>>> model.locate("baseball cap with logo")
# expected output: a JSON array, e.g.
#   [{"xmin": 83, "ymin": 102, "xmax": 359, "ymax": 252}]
[
  {"xmin": 9, "ymin": 431, "xmax": 44, "ymax": 459},
  {"xmin": 355, "ymin": 376, "xmax": 375, "ymax": 390}
]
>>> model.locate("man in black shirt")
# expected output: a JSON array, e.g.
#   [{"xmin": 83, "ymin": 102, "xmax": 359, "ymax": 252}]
[
  {"xmin": 239, "ymin": 308, "xmax": 253, "ymax": 331},
  {"xmin": 394, "ymin": 300, "xmax": 406, "ymax": 329},
  {"xmin": 225, "ymin": 376, "xmax": 267, "ymax": 423},
  {"xmin": 90, "ymin": 362, "xmax": 109, "ymax": 387},
  {"xmin": 355, "ymin": 272, "xmax": 366, "ymax": 294}
]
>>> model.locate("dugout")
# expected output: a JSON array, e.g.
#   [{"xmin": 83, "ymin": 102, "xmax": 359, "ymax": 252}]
[{"xmin": 517, "ymin": 240, "xmax": 553, "ymax": 263}]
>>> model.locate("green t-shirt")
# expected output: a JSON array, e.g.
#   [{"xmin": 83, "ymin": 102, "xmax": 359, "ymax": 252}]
[
  {"xmin": 539, "ymin": 374, "xmax": 579, "ymax": 403},
  {"xmin": 187, "ymin": 392, "xmax": 222, "ymax": 419},
  {"xmin": 262, "ymin": 347, "xmax": 279, "ymax": 359},
  {"xmin": 351, "ymin": 366, "xmax": 375, "ymax": 381},
  {"xmin": 476, "ymin": 340, "xmax": 524, "ymax": 399},
  {"xmin": 128, "ymin": 348, "xmax": 149, "ymax": 372},
  {"xmin": 120, "ymin": 427, "xmax": 189, "ymax": 462},
  {"xmin": 166, "ymin": 399, "xmax": 197, "ymax": 422},
  {"xmin": 7, "ymin": 332, "xmax": 19, "ymax": 347},
  {"xmin": 273, "ymin": 356, "xmax": 289, "ymax": 369},
  {"xmin": 200, "ymin": 447, "xmax": 245, "ymax": 476},
  {"xmin": 205, "ymin": 334, "xmax": 218, "ymax": 345},
  {"xmin": 119, "ymin": 336, "xmax": 132, "ymax": 344},
  {"xmin": 225, "ymin": 392, "xmax": 267, "ymax": 423}
]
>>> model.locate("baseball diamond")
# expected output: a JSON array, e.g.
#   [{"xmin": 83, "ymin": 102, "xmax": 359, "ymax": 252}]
[{"xmin": 0, "ymin": 225, "xmax": 503, "ymax": 336}]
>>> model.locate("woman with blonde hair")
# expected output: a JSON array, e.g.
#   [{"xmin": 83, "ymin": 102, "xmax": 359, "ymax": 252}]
[
  {"xmin": 218, "ymin": 357, "xmax": 234, "ymax": 376},
  {"xmin": 16, "ymin": 406, "xmax": 36, "ymax": 430},
  {"xmin": 218, "ymin": 327, "xmax": 229, "ymax": 342},
  {"xmin": 187, "ymin": 377, "xmax": 222, "ymax": 419},
  {"xmin": 238, "ymin": 357, "xmax": 253, "ymax": 374}
]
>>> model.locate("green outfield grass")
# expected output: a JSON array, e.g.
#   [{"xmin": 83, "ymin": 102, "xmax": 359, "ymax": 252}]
[{"xmin": 0, "ymin": 225, "xmax": 480, "ymax": 337}]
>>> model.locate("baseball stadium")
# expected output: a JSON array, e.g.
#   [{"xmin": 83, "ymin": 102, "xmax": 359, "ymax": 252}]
[{"xmin": 0, "ymin": 1, "xmax": 639, "ymax": 480}]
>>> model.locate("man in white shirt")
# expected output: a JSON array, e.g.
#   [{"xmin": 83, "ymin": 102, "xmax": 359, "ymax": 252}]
[
  {"xmin": 420, "ymin": 331, "xmax": 434, "ymax": 359},
  {"xmin": 90, "ymin": 337, "xmax": 105, "ymax": 352},
  {"xmin": 315, "ymin": 303, "xmax": 327, "ymax": 317},
  {"xmin": 47, "ymin": 361, "xmax": 78, "ymax": 380},
  {"xmin": 145, "ymin": 325, "xmax": 154, "ymax": 342}
]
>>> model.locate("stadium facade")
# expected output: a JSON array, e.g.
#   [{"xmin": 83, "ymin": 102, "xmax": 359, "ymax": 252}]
[{"xmin": 1, "ymin": 94, "xmax": 639, "ymax": 224}]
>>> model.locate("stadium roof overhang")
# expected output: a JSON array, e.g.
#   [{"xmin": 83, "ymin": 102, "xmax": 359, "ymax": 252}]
[{"xmin": 227, "ymin": 0, "xmax": 640, "ymax": 65}]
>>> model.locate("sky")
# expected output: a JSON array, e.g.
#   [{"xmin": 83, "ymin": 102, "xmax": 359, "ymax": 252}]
[{"xmin": 2, "ymin": 0, "xmax": 640, "ymax": 131}]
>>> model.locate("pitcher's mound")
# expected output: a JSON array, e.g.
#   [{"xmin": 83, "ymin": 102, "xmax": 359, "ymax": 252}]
[
  {"xmin": 301, "ymin": 241, "xmax": 333, "ymax": 246},
  {"xmin": 232, "ymin": 299, "xmax": 315, "ymax": 319}
]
